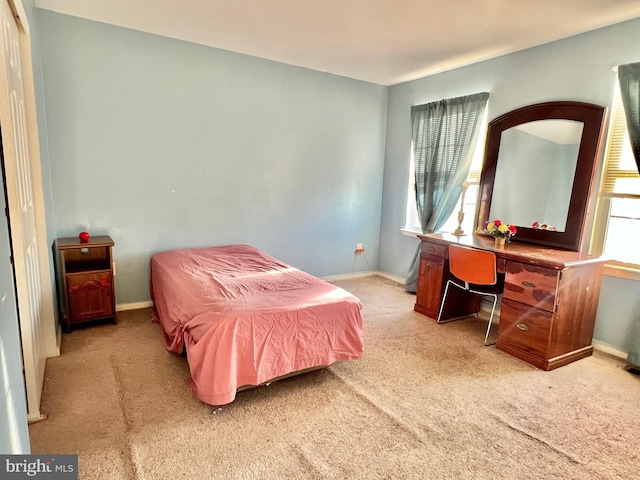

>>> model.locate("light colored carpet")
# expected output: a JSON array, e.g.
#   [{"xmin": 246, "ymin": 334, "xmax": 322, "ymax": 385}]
[{"xmin": 29, "ymin": 276, "xmax": 640, "ymax": 479}]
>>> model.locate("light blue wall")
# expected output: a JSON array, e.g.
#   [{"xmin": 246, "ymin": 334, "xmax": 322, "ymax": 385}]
[
  {"xmin": 34, "ymin": 10, "xmax": 388, "ymax": 304},
  {"xmin": 5, "ymin": 1, "xmax": 635, "ymax": 456},
  {"xmin": 30, "ymin": 9, "xmax": 640, "ymax": 351},
  {"xmin": 379, "ymin": 17, "xmax": 640, "ymax": 351}
]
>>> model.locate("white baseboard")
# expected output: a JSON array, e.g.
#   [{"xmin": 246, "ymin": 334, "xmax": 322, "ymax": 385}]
[
  {"xmin": 322, "ymin": 271, "xmax": 375, "ymax": 282},
  {"xmin": 592, "ymin": 341, "xmax": 628, "ymax": 359},
  {"xmin": 115, "ymin": 272, "xmax": 397, "ymax": 311},
  {"xmin": 373, "ymin": 271, "xmax": 406, "ymax": 284},
  {"xmin": 116, "ymin": 301, "xmax": 154, "ymax": 311},
  {"xmin": 322, "ymin": 271, "xmax": 405, "ymax": 285},
  {"xmin": 114, "ymin": 288, "xmax": 630, "ymax": 360}
]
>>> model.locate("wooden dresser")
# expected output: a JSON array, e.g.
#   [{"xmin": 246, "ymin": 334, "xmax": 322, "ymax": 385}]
[{"xmin": 415, "ymin": 233, "xmax": 605, "ymax": 370}]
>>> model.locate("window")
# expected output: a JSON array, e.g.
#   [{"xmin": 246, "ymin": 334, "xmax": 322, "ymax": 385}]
[
  {"xmin": 404, "ymin": 112, "xmax": 487, "ymax": 236},
  {"xmin": 592, "ymin": 82, "xmax": 640, "ymax": 279}
]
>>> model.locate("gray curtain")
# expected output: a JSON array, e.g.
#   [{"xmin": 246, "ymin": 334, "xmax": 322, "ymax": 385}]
[
  {"xmin": 628, "ymin": 304, "xmax": 640, "ymax": 369},
  {"xmin": 405, "ymin": 92, "xmax": 489, "ymax": 292},
  {"xmin": 618, "ymin": 62, "xmax": 640, "ymax": 174},
  {"xmin": 618, "ymin": 62, "xmax": 640, "ymax": 368}
]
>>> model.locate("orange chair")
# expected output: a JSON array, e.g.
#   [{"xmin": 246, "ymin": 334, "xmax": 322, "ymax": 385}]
[{"xmin": 437, "ymin": 244, "xmax": 504, "ymax": 345}]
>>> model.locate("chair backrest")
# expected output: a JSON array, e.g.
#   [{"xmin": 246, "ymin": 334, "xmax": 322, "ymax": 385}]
[{"xmin": 448, "ymin": 245, "xmax": 497, "ymax": 286}]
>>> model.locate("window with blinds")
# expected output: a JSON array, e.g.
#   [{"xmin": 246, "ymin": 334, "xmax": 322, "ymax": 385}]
[
  {"xmin": 600, "ymin": 82, "xmax": 640, "ymax": 197},
  {"xmin": 592, "ymin": 81, "xmax": 640, "ymax": 277}
]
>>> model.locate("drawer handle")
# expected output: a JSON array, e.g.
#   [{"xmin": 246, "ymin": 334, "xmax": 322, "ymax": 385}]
[
  {"xmin": 521, "ymin": 281, "xmax": 536, "ymax": 288},
  {"xmin": 516, "ymin": 323, "xmax": 529, "ymax": 331}
]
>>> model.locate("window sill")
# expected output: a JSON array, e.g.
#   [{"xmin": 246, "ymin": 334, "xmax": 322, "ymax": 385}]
[
  {"xmin": 603, "ymin": 262, "xmax": 640, "ymax": 282},
  {"xmin": 401, "ymin": 228, "xmax": 421, "ymax": 238}
]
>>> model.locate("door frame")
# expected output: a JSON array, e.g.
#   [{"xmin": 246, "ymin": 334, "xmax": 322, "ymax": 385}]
[{"xmin": 0, "ymin": 0, "xmax": 59, "ymax": 422}]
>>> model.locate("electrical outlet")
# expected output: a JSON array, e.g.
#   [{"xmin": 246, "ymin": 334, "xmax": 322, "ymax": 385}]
[{"xmin": 355, "ymin": 243, "xmax": 364, "ymax": 254}]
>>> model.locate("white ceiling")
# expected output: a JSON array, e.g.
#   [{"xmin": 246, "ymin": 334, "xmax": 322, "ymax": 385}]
[{"xmin": 33, "ymin": 0, "xmax": 640, "ymax": 86}]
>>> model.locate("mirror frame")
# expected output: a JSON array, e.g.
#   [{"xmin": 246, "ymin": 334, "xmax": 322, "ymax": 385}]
[{"xmin": 475, "ymin": 101, "xmax": 607, "ymax": 251}]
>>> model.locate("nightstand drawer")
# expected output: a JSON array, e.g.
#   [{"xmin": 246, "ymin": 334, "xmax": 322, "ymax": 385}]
[
  {"xmin": 498, "ymin": 298, "xmax": 553, "ymax": 358},
  {"xmin": 421, "ymin": 241, "xmax": 446, "ymax": 257},
  {"xmin": 504, "ymin": 261, "xmax": 559, "ymax": 312}
]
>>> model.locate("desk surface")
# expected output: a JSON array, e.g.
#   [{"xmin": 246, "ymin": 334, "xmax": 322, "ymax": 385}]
[{"xmin": 418, "ymin": 233, "xmax": 604, "ymax": 269}]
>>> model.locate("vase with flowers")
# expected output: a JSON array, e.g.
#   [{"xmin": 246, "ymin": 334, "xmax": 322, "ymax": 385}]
[{"xmin": 485, "ymin": 219, "xmax": 517, "ymax": 247}]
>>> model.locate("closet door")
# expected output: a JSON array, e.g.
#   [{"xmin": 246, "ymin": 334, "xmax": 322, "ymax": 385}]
[
  {"xmin": 0, "ymin": 0, "xmax": 46, "ymax": 421},
  {"xmin": 0, "ymin": 149, "xmax": 29, "ymax": 452}
]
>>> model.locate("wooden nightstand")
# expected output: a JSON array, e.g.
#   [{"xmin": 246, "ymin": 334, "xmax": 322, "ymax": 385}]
[{"xmin": 55, "ymin": 235, "xmax": 116, "ymax": 332}]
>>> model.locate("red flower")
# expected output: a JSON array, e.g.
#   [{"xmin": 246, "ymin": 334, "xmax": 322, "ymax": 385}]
[
  {"xmin": 493, "ymin": 219, "xmax": 502, "ymax": 227},
  {"xmin": 509, "ymin": 225, "xmax": 517, "ymax": 235}
]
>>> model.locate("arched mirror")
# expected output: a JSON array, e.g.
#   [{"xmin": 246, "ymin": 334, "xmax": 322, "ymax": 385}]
[{"xmin": 475, "ymin": 101, "xmax": 607, "ymax": 251}]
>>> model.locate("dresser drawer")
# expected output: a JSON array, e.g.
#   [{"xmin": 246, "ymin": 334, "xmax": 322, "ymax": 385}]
[
  {"xmin": 504, "ymin": 261, "xmax": 559, "ymax": 312},
  {"xmin": 498, "ymin": 298, "xmax": 553, "ymax": 358},
  {"xmin": 421, "ymin": 241, "xmax": 446, "ymax": 257}
]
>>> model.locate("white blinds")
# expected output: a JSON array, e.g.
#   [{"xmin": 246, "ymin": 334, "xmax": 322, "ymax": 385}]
[{"xmin": 601, "ymin": 83, "xmax": 640, "ymax": 198}]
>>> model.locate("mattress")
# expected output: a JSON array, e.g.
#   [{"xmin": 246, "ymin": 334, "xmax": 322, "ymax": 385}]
[{"xmin": 150, "ymin": 244, "xmax": 364, "ymax": 405}]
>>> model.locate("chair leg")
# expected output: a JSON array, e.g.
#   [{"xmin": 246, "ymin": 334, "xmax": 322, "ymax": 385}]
[
  {"xmin": 483, "ymin": 294, "xmax": 498, "ymax": 346},
  {"xmin": 437, "ymin": 281, "xmax": 452, "ymax": 323},
  {"xmin": 440, "ymin": 283, "xmax": 500, "ymax": 346}
]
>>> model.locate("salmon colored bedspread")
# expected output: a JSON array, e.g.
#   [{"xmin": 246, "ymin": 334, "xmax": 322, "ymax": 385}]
[{"xmin": 150, "ymin": 244, "xmax": 364, "ymax": 405}]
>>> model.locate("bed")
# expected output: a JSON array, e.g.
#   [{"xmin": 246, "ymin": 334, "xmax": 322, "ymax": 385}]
[{"xmin": 150, "ymin": 244, "xmax": 365, "ymax": 406}]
